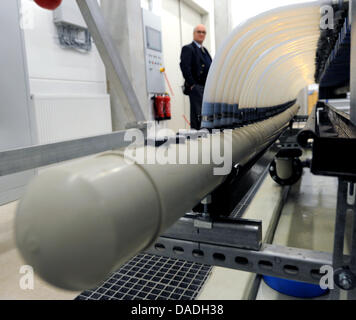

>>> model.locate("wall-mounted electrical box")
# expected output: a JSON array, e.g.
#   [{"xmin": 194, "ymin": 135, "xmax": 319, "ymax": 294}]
[
  {"xmin": 53, "ymin": 0, "xmax": 87, "ymax": 28},
  {"xmin": 142, "ymin": 9, "xmax": 166, "ymax": 94},
  {"xmin": 53, "ymin": 0, "xmax": 91, "ymax": 52}
]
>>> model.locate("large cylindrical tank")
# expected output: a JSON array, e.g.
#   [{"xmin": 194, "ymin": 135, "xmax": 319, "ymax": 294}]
[{"xmin": 15, "ymin": 105, "xmax": 298, "ymax": 291}]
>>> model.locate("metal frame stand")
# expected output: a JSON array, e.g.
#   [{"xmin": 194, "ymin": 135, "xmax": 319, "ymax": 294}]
[
  {"xmin": 146, "ymin": 126, "xmax": 329, "ymax": 285},
  {"xmin": 350, "ymin": 0, "xmax": 356, "ymax": 125},
  {"xmin": 146, "ymin": 170, "xmax": 334, "ymax": 288},
  {"xmin": 147, "ymin": 118, "xmax": 356, "ymax": 299},
  {"xmin": 332, "ymin": 179, "xmax": 356, "ymax": 299},
  {"xmin": 147, "ymin": 234, "xmax": 333, "ymax": 286},
  {"xmin": 329, "ymin": 0, "xmax": 356, "ymax": 299},
  {"xmin": 147, "ymin": 178, "xmax": 356, "ymax": 300}
]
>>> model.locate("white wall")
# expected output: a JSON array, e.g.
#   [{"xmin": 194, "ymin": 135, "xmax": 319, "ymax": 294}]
[
  {"xmin": 22, "ymin": 0, "xmax": 217, "ymax": 136},
  {"xmin": 145, "ymin": 0, "xmax": 215, "ymax": 53},
  {"xmin": 21, "ymin": 0, "xmax": 112, "ymax": 144},
  {"xmin": 22, "ymin": 0, "xmax": 107, "ymax": 96},
  {"xmin": 0, "ymin": 0, "xmax": 36, "ymax": 205},
  {"xmin": 0, "ymin": 0, "xmax": 112, "ymax": 203}
]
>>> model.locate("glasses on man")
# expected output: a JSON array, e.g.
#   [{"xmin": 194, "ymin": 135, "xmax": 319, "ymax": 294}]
[{"xmin": 196, "ymin": 31, "xmax": 207, "ymax": 34}]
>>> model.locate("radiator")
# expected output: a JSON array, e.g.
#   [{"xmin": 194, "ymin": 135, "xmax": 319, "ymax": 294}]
[{"xmin": 31, "ymin": 94, "xmax": 112, "ymax": 144}]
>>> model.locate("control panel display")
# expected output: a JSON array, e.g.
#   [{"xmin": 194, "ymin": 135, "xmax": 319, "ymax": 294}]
[
  {"xmin": 146, "ymin": 27, "xmax": 162, "ymax": 52},
  {"xmin": 142, "ymin": 9, "xmax": 166, "ymax": 94}
]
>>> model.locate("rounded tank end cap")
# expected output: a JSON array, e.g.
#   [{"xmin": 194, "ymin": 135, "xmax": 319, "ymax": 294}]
[{"xmin": 15, "ymin": 169, "xmax": 118, "ymax": 291}]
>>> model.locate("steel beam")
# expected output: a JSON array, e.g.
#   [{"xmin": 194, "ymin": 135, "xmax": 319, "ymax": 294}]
[
  {"xmin": 147, "ymin": 239, "xmax": 332, "ymax": 285},
  {"xmin": 0, "ymin": 128, "xmax": 146, "ymax": 177},
  {"xmin": 162, "ymin": 217, "xmax": 262, "ymax": 251},
  {"xmin": 332, "ymin": 179, "xmax": 356, "ymax": 299}
]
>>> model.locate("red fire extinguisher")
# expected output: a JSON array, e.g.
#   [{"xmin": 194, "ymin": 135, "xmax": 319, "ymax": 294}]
[
  {"xmin": 154, "ymin": 95, "xmax": 165, "ymax": 121},
  {"xmin": 163, "ymin": 94, "xmax": 172, "ymax": 120}
]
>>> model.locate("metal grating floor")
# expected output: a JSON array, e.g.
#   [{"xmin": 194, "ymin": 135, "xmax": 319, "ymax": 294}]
[{"xmin": 76, "ymin": 254, "xmax": 212, "ymax": 300}]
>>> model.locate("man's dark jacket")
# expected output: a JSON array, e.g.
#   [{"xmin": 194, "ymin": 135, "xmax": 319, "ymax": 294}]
[{"xmin": 180, "ymin": 42, "xmax": 212, "ymax": 93}]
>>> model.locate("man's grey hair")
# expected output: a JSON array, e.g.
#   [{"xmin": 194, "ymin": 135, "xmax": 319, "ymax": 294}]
[{"xmin": 193, "ymin": 24, "xmax": 207, "ymax": 33}]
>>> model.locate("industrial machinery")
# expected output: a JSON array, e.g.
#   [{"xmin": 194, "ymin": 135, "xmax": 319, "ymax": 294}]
[
  {"xmin": 142, "ymin": 9, "xmax": 172, "ymax": 122},
  {"xmin": 1, "ymin": 0, "xmax": 355, "ymax": 300},
  {"xmin": 142, "ymin": 9, "xmax": 165, "ymax": 95}
]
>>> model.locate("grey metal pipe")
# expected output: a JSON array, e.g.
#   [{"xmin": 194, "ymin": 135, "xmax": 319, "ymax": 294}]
[
  {"xmin": 15, "ymin": 105, "xmax": 299, "ymax": 291},
  {"xmin": 276, "ymin": 158, "xmax": 294, "ymax": 180}
]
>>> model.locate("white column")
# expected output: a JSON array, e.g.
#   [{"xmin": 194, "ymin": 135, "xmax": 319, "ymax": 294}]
[
  {"xmin": 101, "ymin": 0, "xmax": 150, "ymax": 130},
  {"xmin": 214, "ymin": 0, "xmax": 232, "ymax": 51}
]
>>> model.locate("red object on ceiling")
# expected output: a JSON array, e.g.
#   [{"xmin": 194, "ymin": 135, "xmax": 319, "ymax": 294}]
[{"xmin": 34, "ymin": 0, "xmax": 62, "ymax": 10}]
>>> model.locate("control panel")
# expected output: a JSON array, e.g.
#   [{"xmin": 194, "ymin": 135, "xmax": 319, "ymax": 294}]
[{"xmin": 142, "ymin": 9, "xmax": 166, "ymax": 94}]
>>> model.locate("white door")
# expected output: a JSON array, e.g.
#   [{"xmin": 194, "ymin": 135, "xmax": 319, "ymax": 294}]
[
  {"xmin": 161, "ymin": 0, "xmax": 203, "ymax": 132},
  {"xmin": 180, "ymin": 1, "xmax": 203, "ymax": 46},
  {"xmin": 179, "ymin": 1, "xmax": 203, "ymax": 128}
]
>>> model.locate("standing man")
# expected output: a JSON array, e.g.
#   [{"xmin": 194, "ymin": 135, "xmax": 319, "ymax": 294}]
[{"xmin": 180, "ymin": 24, "xmax": 212, "ymax": 130}]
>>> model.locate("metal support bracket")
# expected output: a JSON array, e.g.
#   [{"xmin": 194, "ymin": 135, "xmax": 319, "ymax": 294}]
[
  {"xmin": 0, "ymin": 126, "xmax": 147, "ymax": 177},
  {"xmin": 350, "ymin": 0, "xmax": 356, "ymax": 125},
  {"xmin": 162, "ymin": 216, "xmax": 262, "ymax": 251},
  {"xmin": 146, "ymin": 239, "xmax": 332, "ymax": 285},
  {"xmin": 332, "ymin": 179, "xmax": 356, "ymax": 298}
]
